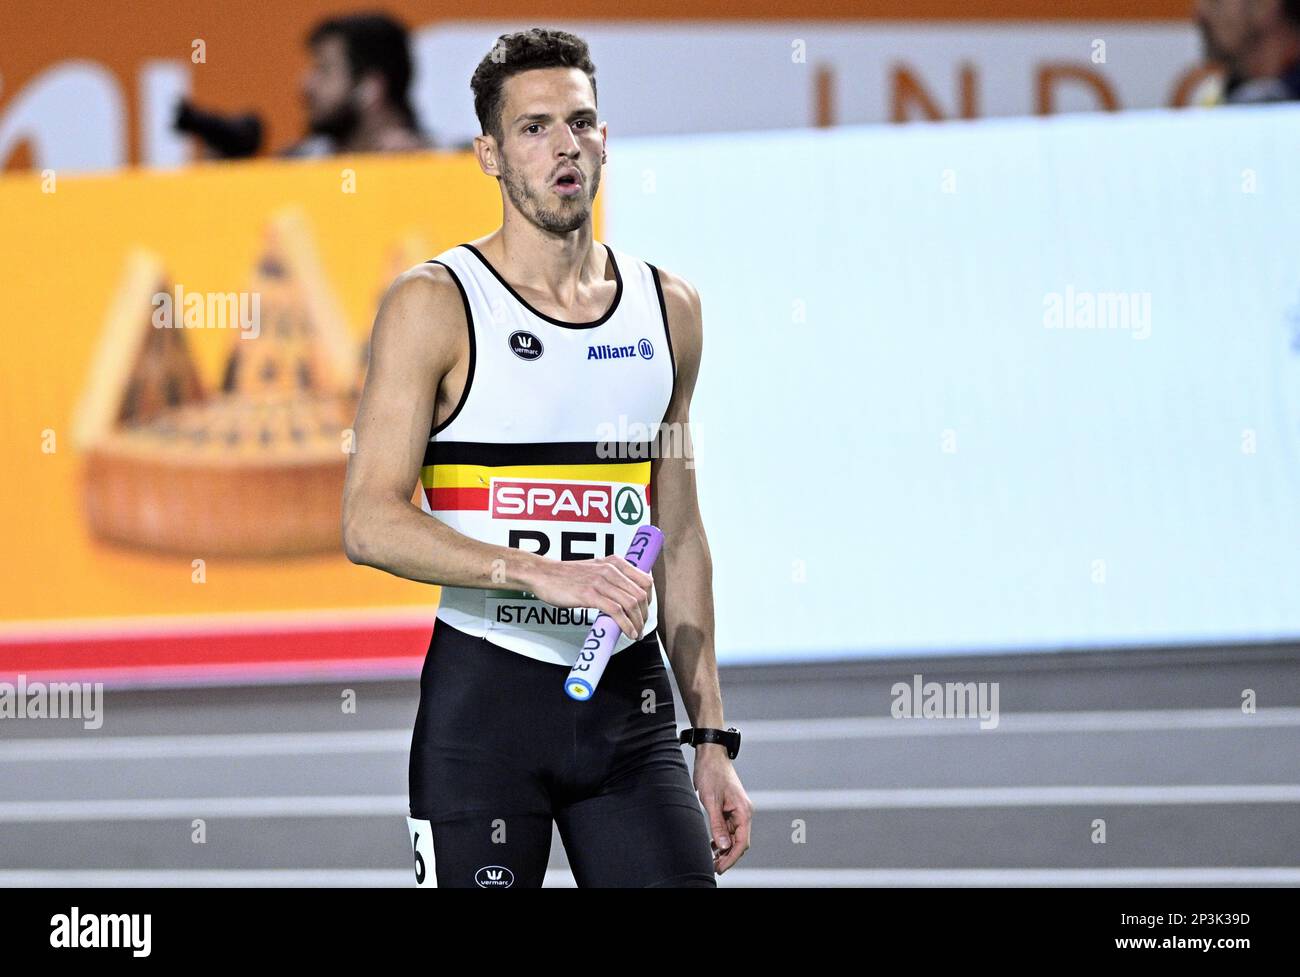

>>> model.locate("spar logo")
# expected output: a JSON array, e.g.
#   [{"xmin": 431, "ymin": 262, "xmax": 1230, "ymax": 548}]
[
  {"xmin": 614, "ymin": 485, "xmax": 644, "ymax": 525},
  {"xmin": 475, "ymin": 865, "xmax": 514, "ymax": 888},
  {"xmin": 491, "ymin": 481, "xmax": 612, "ymax": 522}
]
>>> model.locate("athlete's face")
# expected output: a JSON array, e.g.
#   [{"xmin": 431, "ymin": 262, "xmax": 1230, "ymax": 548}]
[{"xmin": 492, "ymin": 68, "xmax": 606, "ymax": 235}]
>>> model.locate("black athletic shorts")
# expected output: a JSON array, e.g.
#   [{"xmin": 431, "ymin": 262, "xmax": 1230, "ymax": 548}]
[{"xmin": 408, "ymin": 620, "xmax": 718, "ymax": 888}]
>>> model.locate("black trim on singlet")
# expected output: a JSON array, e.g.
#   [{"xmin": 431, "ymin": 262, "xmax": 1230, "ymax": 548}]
[
  {"xmin": 459, "ymin": 242, "xmax": 623, "ymax": 329},
  {"xmin": 424, "ymin": 259, "xmax": 476, "ymax": 437},
  {"xmin": 646, "ymin": 263, "xmax": 678, "ymax": 412},
  {"xmin": 421, "ymin": 439, "xmax": 657, "ymax": 468}
]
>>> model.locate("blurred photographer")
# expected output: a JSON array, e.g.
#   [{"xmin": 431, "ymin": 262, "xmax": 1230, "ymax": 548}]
[
  {"xmin": 1193, "ymin": 0, "xmax": 1300, "ymax": 104},
  {"xmin": 174, "ymin": 13, "xmax": 434, "ymax": 161},
  {"xmin": 286, "ymin": 12, "xmax": 434, "ymax": 156}
]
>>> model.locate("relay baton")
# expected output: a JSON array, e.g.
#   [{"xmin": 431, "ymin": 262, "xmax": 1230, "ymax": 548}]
[{"xmin": 564, "ymin": 525, "xmax": 664, "ymax": 701}]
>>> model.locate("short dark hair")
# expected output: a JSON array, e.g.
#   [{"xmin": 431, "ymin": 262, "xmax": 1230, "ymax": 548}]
[
  {"xmin": 309, "ymin": 13, "xmax": 418, "ymax": 129},
  {"xmin": 470, "ymin": 28, "xmax": 597, "ymax": 145}
]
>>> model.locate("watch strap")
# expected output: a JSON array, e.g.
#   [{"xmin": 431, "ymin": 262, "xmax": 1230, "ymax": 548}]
[{"xmin": 678, "ymin": 726, "xmax": 741, "ymax": 759}]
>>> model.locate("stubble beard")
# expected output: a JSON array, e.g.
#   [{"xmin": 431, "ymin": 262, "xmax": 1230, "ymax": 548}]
[{"xmin": 500, "ymin": 151, "xmax": 600, "ymax": 235}]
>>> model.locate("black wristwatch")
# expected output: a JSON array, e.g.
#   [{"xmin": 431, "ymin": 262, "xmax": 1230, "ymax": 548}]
[{"xmin": 678, "ymin": 726, "xmax": 741, "ymax": 759}]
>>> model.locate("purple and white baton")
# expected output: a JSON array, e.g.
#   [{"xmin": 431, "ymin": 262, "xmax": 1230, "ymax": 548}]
[{"xmin": 564, "ymin": 525, "xmax": 664, "ymax": 701}]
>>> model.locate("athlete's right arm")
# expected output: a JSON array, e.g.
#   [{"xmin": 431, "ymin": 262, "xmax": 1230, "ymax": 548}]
[{"xmin": 341, "ymin": 264, "xmax": 652, "ymax": 638}]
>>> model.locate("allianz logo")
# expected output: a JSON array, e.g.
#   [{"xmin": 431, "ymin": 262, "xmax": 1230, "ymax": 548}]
[{"xmin": 588, "ymin": 337, "xmax": 654, "ymax": 360}]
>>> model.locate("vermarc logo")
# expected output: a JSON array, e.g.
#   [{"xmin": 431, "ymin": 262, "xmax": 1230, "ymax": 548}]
[
  {"xmin": 475, "ymin": 865, "xmax": 515, "ymax": 888},
  {"xmin": 509, "ymin": 330, "xmax": 544, "ymax": 360}
]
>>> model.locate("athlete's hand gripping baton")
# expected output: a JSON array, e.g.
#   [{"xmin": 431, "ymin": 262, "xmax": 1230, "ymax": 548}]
[{"xmin": 564, "ymin": 525, "xmax": 664, "ymax": 701}]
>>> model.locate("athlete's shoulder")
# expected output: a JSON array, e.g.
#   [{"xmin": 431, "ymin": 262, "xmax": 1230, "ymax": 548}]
[
  {"xmin": 642, "ymin": 260, "xmax": 699, "ymax": 318},
  {"xmin": 645, "ymin": 262, "xmax": 701, "ymax": 359},
  {"xmin": 379, "ymin": 259, "xmax": 465, "ymax": 318},
  {"xmin": 369, "ymin": 259, "xmax": 469, "ymax": 371}
]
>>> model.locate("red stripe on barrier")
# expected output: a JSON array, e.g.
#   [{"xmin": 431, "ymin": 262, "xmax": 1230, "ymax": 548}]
[{"xmin": 0, "ymin": 623, "xmax": 433, "ymax": 681}]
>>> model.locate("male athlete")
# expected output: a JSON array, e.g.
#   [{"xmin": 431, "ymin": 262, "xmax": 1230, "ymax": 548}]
[{"xmin": 342, "ymin": 27, "xmax": 752, "ymax": 887}]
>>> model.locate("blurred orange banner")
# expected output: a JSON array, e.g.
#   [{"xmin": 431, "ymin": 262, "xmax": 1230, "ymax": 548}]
[
  {"xmin": 0, "ymin": 150, "xmax": 574, "ymax": 684},
  {"xmin": 1, "ymin": 1, "xmax": 1192, "ymax": 170}
]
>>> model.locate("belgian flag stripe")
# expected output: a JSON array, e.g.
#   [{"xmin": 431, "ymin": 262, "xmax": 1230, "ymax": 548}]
[
  {"xmin": 421, "ymin": 440, "xmax": 657, "ymax": 467},
  {"xmin": 421, "ymin": 460, "xmax": 653, "ymax": 512},
  {"xmin": 420, "ymin": 461, "xmax": 650, "ymax": 490}
]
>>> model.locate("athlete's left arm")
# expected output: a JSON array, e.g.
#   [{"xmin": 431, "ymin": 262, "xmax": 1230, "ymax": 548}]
[{"xmin": 650, "ymin": 268, "xmax": 753, "ymax": 874}]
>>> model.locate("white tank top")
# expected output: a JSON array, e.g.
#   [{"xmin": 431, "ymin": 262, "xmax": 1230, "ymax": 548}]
[{"xmin": 418, "ymin": 241, "xmax": 676, "ymax": 667}]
